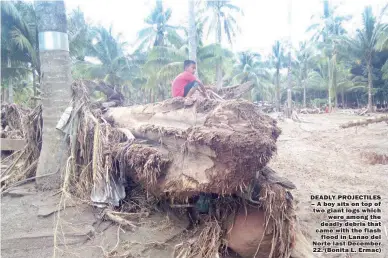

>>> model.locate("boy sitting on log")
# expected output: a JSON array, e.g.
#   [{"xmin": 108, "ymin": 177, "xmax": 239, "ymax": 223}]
[{"xmin": 172, "ymin": 60, "xmax": 208, "ymax": 98}]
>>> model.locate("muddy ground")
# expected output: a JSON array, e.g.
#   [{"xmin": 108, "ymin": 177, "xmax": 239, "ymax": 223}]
[{"xmin": 1, "ymin": 112, "xmax": 387, "ymax": 258}]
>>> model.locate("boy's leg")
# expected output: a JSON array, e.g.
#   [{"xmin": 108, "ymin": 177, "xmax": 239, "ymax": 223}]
[{"xmin": 183, "ymin": 81, "xmax": 199, "ymax": 98}]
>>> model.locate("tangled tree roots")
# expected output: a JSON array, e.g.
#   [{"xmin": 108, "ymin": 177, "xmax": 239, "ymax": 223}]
[
  {"xmin": 173, "ymin": 182, "xmax": 302, "ymax": 258},
  {"xmin": 105, "ymin": 97, "xmax": 281, "ymax": 197},
  {"xmin": 1, "ymin": 80, "xmax": 311, "ymax": 258}
]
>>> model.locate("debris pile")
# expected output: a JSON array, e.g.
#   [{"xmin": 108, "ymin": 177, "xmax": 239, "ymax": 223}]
[
  {"xmin": 1, "ymin": 104, "xmax": 42, "ymax": 191},
  {"xmin": 1, "ymin": 80, "xmax": 312, "ymax": 258}
]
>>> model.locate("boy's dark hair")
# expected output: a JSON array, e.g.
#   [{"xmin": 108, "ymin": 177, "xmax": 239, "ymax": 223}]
[{"xmin": 184, "ymin": 60, "xmax": 196, "ymax": 70}]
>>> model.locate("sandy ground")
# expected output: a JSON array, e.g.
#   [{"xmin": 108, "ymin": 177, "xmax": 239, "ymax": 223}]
[
  {"xmin": 1, "ymin": 112, "xmax": 387, "ymax": 257},
  {"xmin": 270, "ymin": 113, "xmax": 388, "ymax": 258}
]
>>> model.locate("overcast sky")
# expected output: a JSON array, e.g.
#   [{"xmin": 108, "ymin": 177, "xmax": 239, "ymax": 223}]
[{"xmin": 65, "ymin": 0, "xmax": 387, "ymax": 56}]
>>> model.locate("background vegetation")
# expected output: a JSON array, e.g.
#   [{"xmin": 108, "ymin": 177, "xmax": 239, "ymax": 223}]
[{"xmin": 2, "ymin": 0, "xmax": 388, "ymax": 109}]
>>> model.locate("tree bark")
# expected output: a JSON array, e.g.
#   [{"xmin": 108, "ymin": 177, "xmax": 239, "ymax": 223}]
[
  {"xmin": 188, "ymin": 0, "xmax": 197, "ymax": 64},
  {"xmin": 32, "ymin": 70, "xmax": 38, "ymax": 107},
  {"xmin": 333, "ymin": 66, "xmax": 338, "ymax": 108},
  {"xmin": 328, "ymin": 57, "xmax": 332, "ymax": 111},
  {"xmin": 103, "ymin": 98, "xmax": 280, "ymax": 196},
  {"xmin": 275, "ymin": 68, "xmax": 280, "ymax": 112},
  {"xmin": 8, "ymin": 57, "xmax": 14, "ymax": 103},
  {"xmin": 303, "ymin": 81, "xmax": 306, "ymax": 108},
  {"xmin": 216, "ymin": 16, "xmax": 222, "ymax": 89},
  {"xmin": 286, "ymin": 51, "xmax": 292, "ymax": 118},
  {"xmin": 34, "ymin": 1, "xmax": 72, "ymax": 190},
  {"xmin": 340, "ymin": 116, "xmax": 388, "ymax": 129},
  {"xmin": 367, "ymin": 58, "xmax": 373, "ymax": 112}
]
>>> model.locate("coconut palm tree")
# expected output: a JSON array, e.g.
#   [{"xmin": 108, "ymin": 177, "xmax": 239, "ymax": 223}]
[
  {"xmin": 307, "ymin": 58, "xmax": 331, "ymax": 104},
  {"xmin": 346, "ymin": 6, "xmax": 388, "ymax": 111},
  {"xmin": 204, "ymin": 0, "xmax": 242, "ymax": 89},
  {"xmin": 34, "ymin": 0, "xmax": 72, "ymax": 190},
  {"xmin": 72, "ymin": 26, "xmax": 130, "ymax": 86},
  {"xmin": 68, "ymin": 7, "xmax": 91, "ymax": 61},
  {"xmin": 232, "ymin": 51, "xmax": 271, "ymax": 101},
  {"xmin": 1, "ymin": 1, "xmax": 39, "ymax": 103},
  {"xmin": 270, "ymin": 40, "xmax": 287, "ymax": 111},
  {"xmin": 293, "ymin": 42, "xmax": 315, "ymax": 107},
  {"xmin": 307, "ymin": 0, "xmax": 351, "ymax": 109},
  {"xmin": 136, "ymin": 1, "xmax": 184, "ymax": 50},
  {"xmin": 188, "ymin": 0, "xmax": 197, "ymax": 64}
]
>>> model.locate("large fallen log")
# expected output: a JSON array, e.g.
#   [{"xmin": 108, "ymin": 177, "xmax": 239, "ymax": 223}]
[
  {"xmin": 340, "ymin": 115, "xmax": 388, "ymax": 128},
  {"xmin": 104, "ymin": 97, "xmax": 281, "ymax": 196},
  {"xmin": 217, "ymin": 81, "xmax": 254, "ymax": 99}
]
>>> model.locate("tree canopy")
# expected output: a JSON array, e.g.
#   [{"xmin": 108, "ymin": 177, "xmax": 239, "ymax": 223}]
[{"xmin": 1, "ymin": 0, "xmax": 387, "ymax": 108}]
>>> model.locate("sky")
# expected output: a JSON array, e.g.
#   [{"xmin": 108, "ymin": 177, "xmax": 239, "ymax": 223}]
[{"xmin": 65, "ymin": 0, "xmax": 388, "ymax": 57}]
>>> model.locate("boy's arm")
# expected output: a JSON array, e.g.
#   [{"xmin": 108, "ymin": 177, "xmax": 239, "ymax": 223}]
[
  {"xmin": 196, "ymin": 81, "xmax": 209, "ymax": 98},
  {"xmin": 188, "ymin": 73, "xmax": 208, "ymax": 98}
]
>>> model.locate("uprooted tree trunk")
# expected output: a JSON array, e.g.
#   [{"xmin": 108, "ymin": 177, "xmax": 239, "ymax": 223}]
[
  {"xmin": 82, "ymin": 80, "xmax": 125, "ymax": 106},
  {"xmin": 216, "ymin": 81, "xmax": 254, "ymax": 100},
  {"xmin": 2, "ymin": 80, "xmax": 311, "ymax": 258},
  {"xmin": 104, "ymin": 97, "xmax": 281, "ymax": 197},
  {"xmin": 340, "ymin": 116, "xmax": 388, "ymax": 129}
]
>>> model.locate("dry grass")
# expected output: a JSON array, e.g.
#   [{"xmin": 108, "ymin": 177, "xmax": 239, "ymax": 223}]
[
  {"xmin": 174, "ymin": 219, "xmax": 223, "ymax": 258},
  {"xmin": 1, "ymin": 104, "xmax": 42, "ymax": 192},
  {"xmin": 258, "ymin": 183, "xmax": 294, "ymax": 258}
]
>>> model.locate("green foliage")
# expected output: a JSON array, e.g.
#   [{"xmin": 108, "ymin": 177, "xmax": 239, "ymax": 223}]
[
  {"xmin": 2, "ymin": 0, "xmax": 388, "ymax": 107},
  {"xmin": 136, "ymin": 1, "xmax": 184, "ymax": 51},
  {"xmin": 72, "ymin": 26, "xmax": 131, "ymax": 86},
  {"xmin": 68, "ymin": 7, "xmax": 91, "ymax": 60},
  {"xmin": 1, "ymin": 1, "xmax": 39, "ymax": 103},
  {"xmin": 203, "ymin": 0, "xmax": 242, "ymax": 44},
  {"xmin": 232, "ymin": 51, "xmax": 273, "ymax": 101}
]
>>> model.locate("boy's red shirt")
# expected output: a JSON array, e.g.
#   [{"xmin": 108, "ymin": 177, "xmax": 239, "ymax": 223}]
[{"xmin": 171, "ymin": 71, "xmax": 201, "ymax": 97}]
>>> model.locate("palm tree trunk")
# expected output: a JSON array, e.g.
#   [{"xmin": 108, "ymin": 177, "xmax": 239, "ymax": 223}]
[
  {"xmin": 341, "ymin": 86, "xmax": 345, "ymax": 108},
  {"xmin": 367, "ymin": 58, "xmax": 373, "ymax": 112},
  {"xmin": 188, "ymin": 0, "xmax": 197, "ymax": 63},
  {"xmin": 303, "ymin": 81, "xmax": 306, "ymax": 108},
  {"xmin": 286, "ymin": 51, "xmax": 292, "ymax": 118},
  {"xmin": 1, "ymin": 87, "xmax": 7, "ymax": 103},
  {"xmin": 276, "ymin": 68, "xmax": 280, "ymax": 111},
  {"xmin": 7, "ymin": 57, "xmax": 14, "ymax": 103},
  {"xmin": 32, "ymin": 69, "xmax": 38, "ymax": 107},
  {"xmin": 327, "ymin": 57, "xmax": 332, "ymax": 111},
  {"xmin": 216, "ymin": 16, "xmax": 222, "ymax": 89},
  {"xmin": 333, "ymin": 62, "xmax": 337, "ymax": 109},
  {"xmin": 34, "ymin": 1, "xmax": 72, "ymax": 190},
  {"xmin": 303, "ymin": 64, "xmax": 308, "ymax": 108},
  {"xmin": 155, "ymin": 30, "xmax": 164, "ymax": 46}
]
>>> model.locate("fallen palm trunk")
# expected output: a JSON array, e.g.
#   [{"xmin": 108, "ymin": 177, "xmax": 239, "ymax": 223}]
[
  {"xmin": 104, "ymin": 97, "xmax": 281, "ymax": 196},
  {"xmin": 217, "ymin": 81, "xmax": 254, "ymax": 99},
  {"xmin": 299, "ymin": 108, "xmax": 321, "ymax": 114},
  {"xmin": 340, "ymin": 115, "xmax": 388, "ymax": 128}
]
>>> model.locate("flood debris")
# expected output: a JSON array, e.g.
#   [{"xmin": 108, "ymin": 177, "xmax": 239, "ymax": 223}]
[{"xmin": 1, "ymin": 80, "xmax": 312, "ymax": 258}]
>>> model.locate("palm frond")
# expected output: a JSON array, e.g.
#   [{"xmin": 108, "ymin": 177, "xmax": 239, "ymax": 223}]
[{"xmin": 10, "ymin": 28, "xmax": 37, "ymax": 65}]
